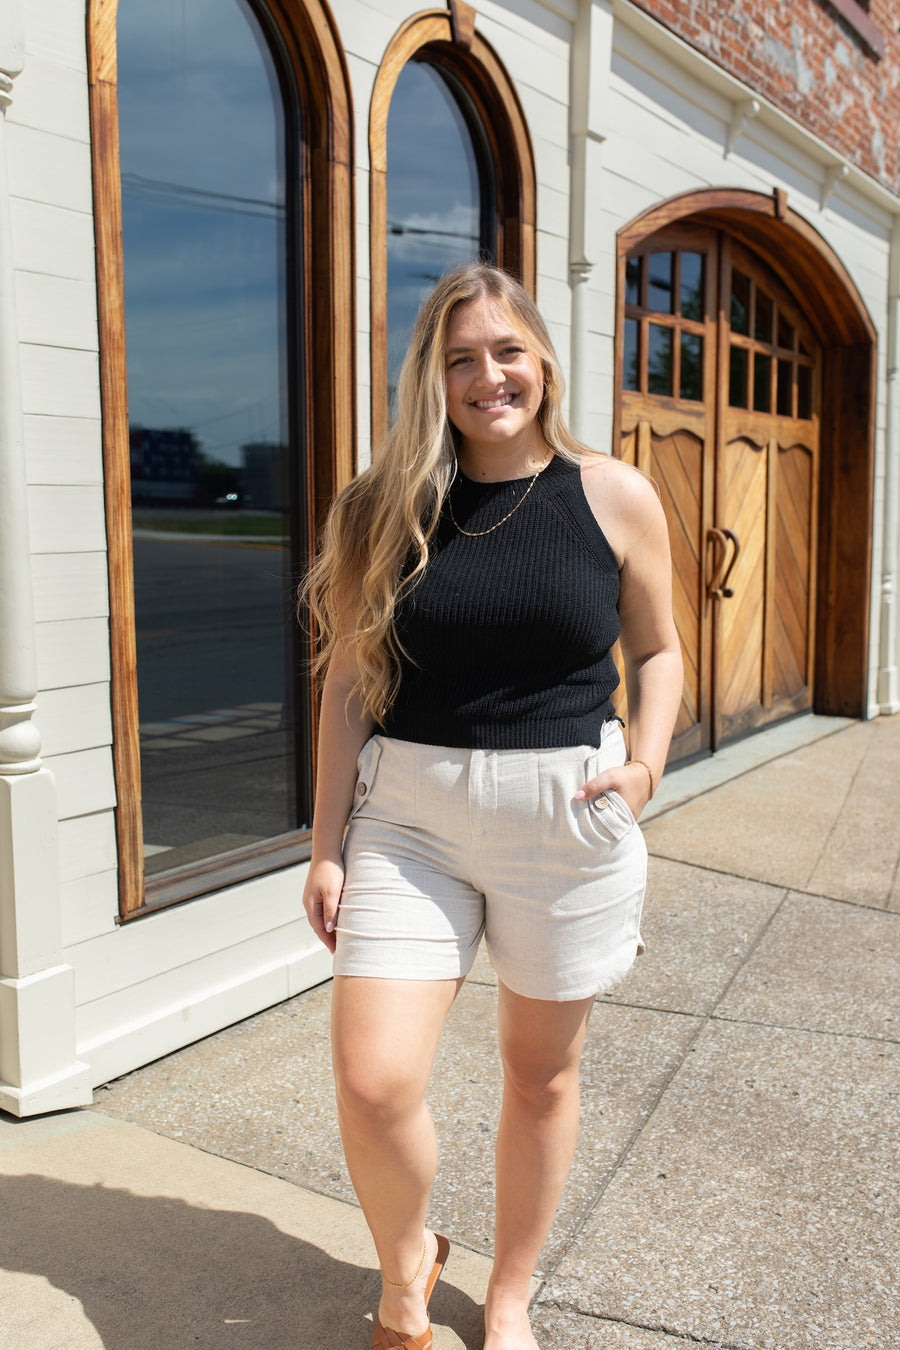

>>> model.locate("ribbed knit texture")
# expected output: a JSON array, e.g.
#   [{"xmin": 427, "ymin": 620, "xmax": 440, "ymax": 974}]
[{"xmin": 380, "ymin": 456, "xmax": 621, "ymax": 749}]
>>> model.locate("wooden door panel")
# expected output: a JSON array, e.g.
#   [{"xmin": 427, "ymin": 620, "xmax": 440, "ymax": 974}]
[
  {"xmin": 654, "ymin": 427, "xmax": 704, "ymax": 747},
  {"xmin": 619, "ymin": 415, "xmax": 708, "ymax": 759},
  {"xmin": 772, "ymin": 442, "xmax": 814, "ymax": 707},
  {"xmin": 713, "ymin": 239, "xmax": 821, "ymax": 745},
  {"xmin": 718, "ymin": 435, "xmax": 767, "ymax": 740}
]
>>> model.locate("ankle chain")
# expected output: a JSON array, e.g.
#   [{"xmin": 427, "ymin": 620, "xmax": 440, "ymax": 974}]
[{"xmin": 381, "ymin": 1238, "xmax": 427, "ymax": 1288}]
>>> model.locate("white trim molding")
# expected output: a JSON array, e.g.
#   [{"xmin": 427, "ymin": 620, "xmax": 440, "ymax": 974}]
[{"xmin": 0, "ymin": 27, "xmax": 92, "ymax": 1116}]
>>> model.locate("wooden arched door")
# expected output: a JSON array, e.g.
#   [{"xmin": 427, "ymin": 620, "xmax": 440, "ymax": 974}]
[{"xmin": 618, "ymin": 225, "xmax": 821, "ymax": 762}]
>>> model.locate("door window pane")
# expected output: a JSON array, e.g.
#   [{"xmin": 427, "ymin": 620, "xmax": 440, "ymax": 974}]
[
  {"xmin": 647, "ymin": 324, "xmax": 673, "ymax": 395},
  {"xmin": 753, "ymin": 352, "xmax": 772, "ymax": 413},
  {"xmin": 797, "ymin": 364, "xmax": 813, "ymax": 420},
  {"xmin": 729, "ymin": 345, "xmax": 748, "ymax": 407},
  {"xmin": 679, "ymin": 252, "xmax": 704, "ymax": 321},
  {"xmin": 625, "ymin": 256, "xmax": 642, "ymax": 307},
  {"xmin": 624, "ymin": 317, "xmax": 640, "ymax": 391},
  {"xmin": 777, "ymin": 359, "xmax": 793, "ymax": 415},
  {"xmin": 118, "ymin": 0, "xmax": 303, "ymax": 873},
  {"xmin": 731, "ymin": 271, "xmax": 750, "ymax": 335},
  {"xmin": 387, "ymin": 61, "xmax": 486, "ymax": 406},
  {"xmin": 647, "ymin": 252, "xmax": 674, "ymax": 314},
  {"xmin": 777, "ymin": 312, "xmax": 795, "ymax": 351},
  {"xmin": 680, "ymin": 332, "xmax": 703, "ymax": 401},
  {"xmin": 754, "ymin": 290, "xmax": 773, "ymax": 343}
]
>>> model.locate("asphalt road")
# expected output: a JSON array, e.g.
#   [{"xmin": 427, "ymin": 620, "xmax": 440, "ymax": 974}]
[
  {"xmin": 133, "ymin": 533, "xmax": 298, "ymax": 723},
  {"xmin": 132, "ymin": 534, "xmax": 308, "ymax": 853}
]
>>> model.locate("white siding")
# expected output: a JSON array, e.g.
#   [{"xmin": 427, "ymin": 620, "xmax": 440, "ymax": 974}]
[
  {"xmin": 25, "ymin": 413, "xmax": 103, "ymax": 485},
  {"xmin": 7, "ymin": 124, "xmax": 94, "ymax": 213},
  {"xmin": 37, "ymin": 683, "xmax": 112, "ymax": 758},
  {"xmin": 31, "ymin": 552, "xmax": 108, "ymax": 622},
  {"xmin": 34, "ymin": 617, "xmax": 110, "ymax": 690},
  {"xmin": 9, "ymin": 197, "xmax": 96, "ymax": 281}
]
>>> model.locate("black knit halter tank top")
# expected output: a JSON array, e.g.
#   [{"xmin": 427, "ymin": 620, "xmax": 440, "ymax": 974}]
[{"xmin": 380, "ymin": 455, "xmax": 622, "ymax": 750}]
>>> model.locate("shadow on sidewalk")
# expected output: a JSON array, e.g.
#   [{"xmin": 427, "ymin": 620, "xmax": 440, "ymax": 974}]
[{"xmin": 0, "ymin": 1172, "xmax": 480, "ymax": 1349}]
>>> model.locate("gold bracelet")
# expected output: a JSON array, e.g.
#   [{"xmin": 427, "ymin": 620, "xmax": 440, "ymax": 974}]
[
  {"xmin": 626, "ymin": 758, "xmax": 655, "ymax": 798},
  {"xmin": 381, "ymin": 1238, "xmax": 427, "ymax": 1288}
]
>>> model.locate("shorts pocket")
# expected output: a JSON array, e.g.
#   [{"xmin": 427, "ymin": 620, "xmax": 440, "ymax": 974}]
[
  {"xmin": 348, "ymin": 736, "xmax": 383, "ymax": 820},
  {"xmin": 581, "ymin": 747, "xmax": 636, "ymax": 845},
  {"xmin": 586, "ymin": 788, "xmax": 637, "ymax": 844}
]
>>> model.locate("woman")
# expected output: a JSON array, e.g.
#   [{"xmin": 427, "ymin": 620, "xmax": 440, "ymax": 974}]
[{"xmin": 302, "ymin": 264, "xmax": 683, "ymax": 1350}]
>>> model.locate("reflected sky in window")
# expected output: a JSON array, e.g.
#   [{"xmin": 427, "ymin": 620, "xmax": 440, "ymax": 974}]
[
  {"xmin": 387, "ymin": 61, "xmax": 482, "ymax": 399},
  {"xmin": 117, "ymin": 0, "xmax": 286, "ymax": 467}
]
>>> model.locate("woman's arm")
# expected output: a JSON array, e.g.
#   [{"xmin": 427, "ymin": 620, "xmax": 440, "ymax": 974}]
[
  {"xmin": 301, "ymin": 637, "xmax": 376, "ymax": 953},
  {"xmin": 577, "ymin": 456, "xmax": 683, "ymax": 819}
]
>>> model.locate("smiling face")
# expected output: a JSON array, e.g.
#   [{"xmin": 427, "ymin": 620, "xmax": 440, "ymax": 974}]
[{"xmin": 444, "ymin": 295, "xmax": 548, "ymax": 476}]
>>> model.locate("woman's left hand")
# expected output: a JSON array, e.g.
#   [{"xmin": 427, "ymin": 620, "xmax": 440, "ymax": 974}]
[{"xmin": 574, "ymin": 760, "xmax": 653, "ymax": 822}]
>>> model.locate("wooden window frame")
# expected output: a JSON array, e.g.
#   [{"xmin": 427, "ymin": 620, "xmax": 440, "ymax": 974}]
[
  {"xmin": 368, "ymin": 6, "xmax": 536, "ymax": 446},
  {"xmin": 87, "ymin": 0, "xmax": 355, "ymax": 920},
  {"xmin": 615, "ymin": 187, "xmax": 876, "ymax": 724},
  {"xmin": 623, "ymin": 242, "xmax": 711, "ymax": 404}
]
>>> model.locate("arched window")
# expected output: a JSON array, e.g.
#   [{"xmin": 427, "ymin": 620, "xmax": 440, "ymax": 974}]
[
  {"xmin": 369, "ymin": 10, "xmax": 536, "ymax": 443},
  {"xmin": 88, "ymin": 0, "xmax": 354, "ymax": 917},
  {"xmin": 386, "ymin": 58, "xmax": 495, "ymax": 405}
]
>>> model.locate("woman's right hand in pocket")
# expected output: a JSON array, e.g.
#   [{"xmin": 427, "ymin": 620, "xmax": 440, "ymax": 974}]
[{"xmin": 302, "ymin": 858, "xmax": 345, "ymax": 954}]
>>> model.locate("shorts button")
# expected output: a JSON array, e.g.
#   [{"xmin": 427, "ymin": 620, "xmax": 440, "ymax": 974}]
[
  {"xmin": 357, "ymin": 781, "xmax": 367, "ymax": 796},
  {"xmin": 594, "ymin": 796, "xmax": 610, "ymax": 809}
]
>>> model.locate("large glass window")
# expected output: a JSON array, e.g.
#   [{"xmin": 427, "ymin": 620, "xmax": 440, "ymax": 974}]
[
  {"xmin": 118, "ymin": 0, "xmax": 307, "ymax": 876},
  {"xmin": 385, "ymin": 59, "xmax": 495, "ymax": 405}
]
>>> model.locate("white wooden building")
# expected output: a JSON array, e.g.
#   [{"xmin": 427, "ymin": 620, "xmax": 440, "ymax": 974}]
[{"xmin": 1, "ymin": 0, "xmax": 897, "ymax": 1115}]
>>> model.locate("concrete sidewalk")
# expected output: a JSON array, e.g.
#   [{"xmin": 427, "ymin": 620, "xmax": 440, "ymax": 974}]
[{"xmin": 2, "ymin": 714, "xmax": 899, "ymax": 1350}]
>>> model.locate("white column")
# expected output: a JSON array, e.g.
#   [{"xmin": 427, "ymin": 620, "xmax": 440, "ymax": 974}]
[
  {"xmin": 569, "ymin": 0, "xmax": 612, "ymax": 446},
  {"xmin": 0, "ymin": 13, "xmax": 91, "ymax": 1115},
  {"xmin": 876, "ymin": 218, "xmax": 900, "ymax": 713}
]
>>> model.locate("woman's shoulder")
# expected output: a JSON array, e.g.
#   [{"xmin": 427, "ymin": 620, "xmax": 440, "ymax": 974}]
[{"xmin": 577, "ymin": 452, "xmax": 664, "ymax": 562}]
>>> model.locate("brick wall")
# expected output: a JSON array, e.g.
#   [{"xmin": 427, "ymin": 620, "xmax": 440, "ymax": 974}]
[{"xmin": 629, "ymin": 0, "xmax": 900, "ymax": 195}]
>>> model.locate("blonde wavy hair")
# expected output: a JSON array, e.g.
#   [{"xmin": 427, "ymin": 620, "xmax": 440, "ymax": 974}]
[{"xmin": 304, "ymin": 262, "xmax": 592, "ymax": 720}]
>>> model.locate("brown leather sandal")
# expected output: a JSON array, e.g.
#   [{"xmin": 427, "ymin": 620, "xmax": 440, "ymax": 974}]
[
  {"xmin": 424, "ymin": 1234, "xmax": 451, "ymax": 1308},
  {"xmin": 371, "ymin": 1324, "xmax": 433, "ymax": 1350},
  {"xmin": 371, "ymin": 1235, "xmax": 450, "ymax": 1350}
]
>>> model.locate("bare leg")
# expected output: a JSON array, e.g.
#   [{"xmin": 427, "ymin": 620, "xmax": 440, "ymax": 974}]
[
  {"xmin": 331, "ymin": 974, "xmax": 463, "ymax": 1336},
  {"xmin": 485, "ymin": 984, "xmax": 594, "ymax": 1350}
]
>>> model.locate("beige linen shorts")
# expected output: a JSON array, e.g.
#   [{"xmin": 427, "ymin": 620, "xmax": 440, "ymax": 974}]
[{"xmin": 333, "ymin": 721, "xmax": 647, "ymax": 1001}]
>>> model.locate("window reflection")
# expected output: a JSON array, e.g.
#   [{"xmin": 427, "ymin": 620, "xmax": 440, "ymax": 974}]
[
  {"xmin": 625, "ymin": 256, "xmax": 642, "ymax": 307},
  {"xmin": 647, "ymin": 324, "xmax": 673, "ymax": 396},
  {"xmin": 777, "ymin": 312, "xmax": 795, "ymax": 351},
  {"xmin": 118, "ymin": 0, "xmax": 304, "ymax": 874},
  {"xmin": 753, "ymin": 352, "xmax": 771, "ymax": 413},
  {"xmin": 680, "ymin": 332, "xmax": 702, "ymax": 401},
  {"xmin": 648, "ymin": 252, "xmax": 674, "ymax": 314},
  {"xmin": 754, "ymin": 290, "xmax": 773, "ymax": 343},
  {"xmin": 680, "ymin": 252, "xmax": 704, "ymax": 321},
  {"xmin": 777, "ymin": 359, "xmax": 793, "ymax": 416},
  {"xmin": 624, "ymin": 317, "xmax": 640, "ymax": 391},
  {"xmin": 387, "ymin": 61, "xmax": 490, "ymax": 405},
  {"xmin": 731, "ymin": 271, "xmax": 750, "ymax": 335},
  {"xmin": 797, "ymin": 364, "xmax": 813, "ymax": 419},
  {"xmin": 729, "ymin": 345, "xmax": 748, "ymax": 408}
]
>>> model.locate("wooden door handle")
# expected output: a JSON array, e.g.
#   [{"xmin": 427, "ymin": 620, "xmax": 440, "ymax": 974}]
[{"xmin": 707, "ymin": 527, "xmax": 741, "ymax": 599}]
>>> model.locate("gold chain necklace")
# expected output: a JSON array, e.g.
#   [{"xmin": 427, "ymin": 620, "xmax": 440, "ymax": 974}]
[{"xmin": 447, "ymin": 458, "xmax": 551, "ymax": 537}]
